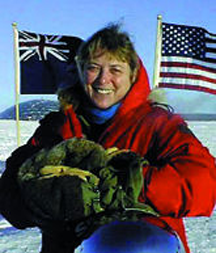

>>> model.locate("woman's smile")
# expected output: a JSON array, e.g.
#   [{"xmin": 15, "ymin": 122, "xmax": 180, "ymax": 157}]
[{"xmin": 82, "ymin": 52, "xmax": 134, "ymax": 109}]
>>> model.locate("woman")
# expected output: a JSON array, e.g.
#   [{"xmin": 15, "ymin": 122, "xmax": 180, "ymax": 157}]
[{"xmin": 0, "ymin": 24, "xmax": 215, "ymax": 253}]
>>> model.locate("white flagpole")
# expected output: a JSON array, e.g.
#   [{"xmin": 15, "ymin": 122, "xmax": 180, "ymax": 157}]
[
  {"xmin": 152, "ymin": 15, "xmax": 163, "ymax": 88},
  {"xmin": 12, "ymin": 22, "xmax": 21, "ymax": 147}
]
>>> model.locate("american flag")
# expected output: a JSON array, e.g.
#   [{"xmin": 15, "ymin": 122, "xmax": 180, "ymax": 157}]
[
  {"xmin": 18, "ymin": 30, "xmax": 83, "ymax": 94},
  {"xmin": 159, "ymin": 23, "xmax": 216, "ymax": 95}
]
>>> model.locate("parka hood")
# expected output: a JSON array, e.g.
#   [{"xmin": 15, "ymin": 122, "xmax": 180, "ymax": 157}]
[
  {"xmin": 115, "ymin": 59, "xmax": 151, "ymax": 117},
  {"xmin": 58, "ymin": 59, "xmax": 151, "ymax": 114}
]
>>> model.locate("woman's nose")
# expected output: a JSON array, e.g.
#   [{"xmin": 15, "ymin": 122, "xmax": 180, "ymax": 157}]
[{"xmin": 98, "ymin": 69, "xmax": 111, "ymax": 85}]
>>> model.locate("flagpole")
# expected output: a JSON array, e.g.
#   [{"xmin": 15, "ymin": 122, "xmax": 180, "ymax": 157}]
[
  {"xmin": 152, "ymin": 14, "xmax": 162, "ymax": 88},
  {"xmin": 12, "ymin": 22, "xmax": 21, "ymax": 147}
]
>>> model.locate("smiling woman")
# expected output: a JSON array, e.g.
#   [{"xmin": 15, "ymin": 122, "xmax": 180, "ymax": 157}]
[
  {"xmin": 76, "ymin": 24, "xmax": 139, "ymax": 109},
  {"xmin": 0, "ymin": 23, "xmax": 215, "ymax": 253},
  {"xmin": 82, "ymin": 54, "xmax": 134, "ymax": 109}
]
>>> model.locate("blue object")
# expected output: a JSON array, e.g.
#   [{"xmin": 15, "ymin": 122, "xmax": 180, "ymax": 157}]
[
  {"xmin": 83, "ymin": 102, "xmax": 121, "ymax": 124},
  {"xmin": 74, "ymin": 220, "xmax": 186, "ymax": 253}
]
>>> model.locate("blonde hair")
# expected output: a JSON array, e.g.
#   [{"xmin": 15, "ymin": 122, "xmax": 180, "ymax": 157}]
[{"xmin": 76, "ymin": 23, "xmax": 139, "ymax": 79}]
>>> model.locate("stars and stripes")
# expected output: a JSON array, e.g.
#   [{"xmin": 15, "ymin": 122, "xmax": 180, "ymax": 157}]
[
  {"xmin": 159, "ymin": 23, "xmax": 216, "ymax": 95},
  {"xmin": 18, "ymin": 30, "xmax": 83, "ymax": 94}
]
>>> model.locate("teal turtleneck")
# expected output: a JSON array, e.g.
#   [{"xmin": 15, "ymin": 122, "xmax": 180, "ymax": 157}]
[{"xmin": 82, "ymin": 103, "xmax": 121, "ymax": 125}]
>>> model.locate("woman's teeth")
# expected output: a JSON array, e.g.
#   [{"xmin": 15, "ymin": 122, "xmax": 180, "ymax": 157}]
[{"xmin": 94, "ymin": 88, "xmax": 113, "ymax": 94}]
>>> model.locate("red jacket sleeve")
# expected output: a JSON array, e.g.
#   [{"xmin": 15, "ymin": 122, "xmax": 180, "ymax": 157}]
[{"xmin": 140, "ymin": 112, "xmax": 216, "ymax": 218}]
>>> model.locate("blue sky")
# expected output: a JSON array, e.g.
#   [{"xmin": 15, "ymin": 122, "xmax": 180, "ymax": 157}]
[{"xmin": 0, "ymin": 0, "xmax": 215, "ymax": 114}]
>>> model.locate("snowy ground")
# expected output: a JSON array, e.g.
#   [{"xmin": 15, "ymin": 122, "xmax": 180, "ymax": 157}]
[{"xmin": 0, "ymin": 120, "xmax": 215, "ymax": 253}]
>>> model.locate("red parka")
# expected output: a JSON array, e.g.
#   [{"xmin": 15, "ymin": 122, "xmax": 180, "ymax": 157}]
[
  {"xmin": 47, "ymin": 61, "xmax": 216, "ymax": 253},
  {"xmin": 1, "ymin": 61, "xmax": 215, "ymax": 253}
]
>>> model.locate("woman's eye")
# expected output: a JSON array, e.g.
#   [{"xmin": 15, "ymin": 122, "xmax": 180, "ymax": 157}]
[
  {"xmin": 87, "ymin": 65, "xmax": 100, "ymax": 72},
  {"xmin": 110, "ymin": 68, "xmax": 122, "ymax": 74}
]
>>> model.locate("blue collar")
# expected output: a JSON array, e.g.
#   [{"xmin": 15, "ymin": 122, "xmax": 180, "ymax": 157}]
[{"xmin": 83, "ymin": 103, "xmax": 121, "ymax": 124}]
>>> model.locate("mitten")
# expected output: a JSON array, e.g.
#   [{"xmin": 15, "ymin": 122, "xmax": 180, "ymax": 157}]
[
  {"xmin": 99, "ymin": 150, "xmax": 158, "ymax": 216},
  {"xmin": 107, "ymin": 150, "xmax": 148, "ymax": 205},
  {"xmin": 17, "ymin": 138, "xmax": 107, "ymax": 230}
]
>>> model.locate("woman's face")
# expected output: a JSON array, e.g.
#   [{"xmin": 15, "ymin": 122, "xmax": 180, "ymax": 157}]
[{"xmin": 82, "ymin": 52, "xmax": 135, "ymax": 109}]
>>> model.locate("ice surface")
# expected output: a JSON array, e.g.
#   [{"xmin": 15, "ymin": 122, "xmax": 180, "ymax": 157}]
[{"xmin": 0, "ymin": 120, "xmax": 215, "ymax": 253}]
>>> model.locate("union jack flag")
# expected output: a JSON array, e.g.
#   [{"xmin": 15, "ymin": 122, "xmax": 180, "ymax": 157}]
[
  {"xmin": 159, "ymin": 23, "xmax": 216, "ymax": 95},
  {"xmin": 18, "ymin": 30, "xmax": 83, "ymax": 94}
]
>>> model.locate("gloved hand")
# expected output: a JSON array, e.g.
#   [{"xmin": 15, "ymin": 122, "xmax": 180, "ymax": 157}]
[
  {"xmin": 17, "ymin": 138, "xmax": 155, "ymax": 232},
  {"xmin": 18, "ymin": 137, "xmax": 108, "ymax": 182},
  {"xmin": 17, "ymin": 138, "xmax": 107, "ymax": 229},
  {"xmin": 99, "ymin": 150, "xmax": 148, "ymax": 210}
]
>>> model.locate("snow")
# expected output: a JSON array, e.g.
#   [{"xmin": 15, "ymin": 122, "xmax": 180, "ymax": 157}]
[{"xmin": 0, "ymin": 119, "xmax": 215, "ymax": 253}]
